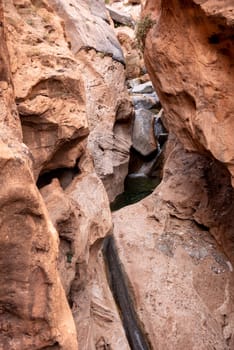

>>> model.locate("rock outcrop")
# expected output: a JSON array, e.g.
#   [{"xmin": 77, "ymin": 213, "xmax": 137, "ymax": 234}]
[
  {"xmin": 0, "ymin": 1, "xmax": 78, "ymax": 348},
  {"xmin": 49, "ymin": 0, "xmax": 133, "ymax": 202},
  {"xmin": 143, "ymin": 0, "xmax": 234, "ymax": 185},
  {"xmin": 112, "ymin": 135, "xmax": 234, "ymax": 349}
]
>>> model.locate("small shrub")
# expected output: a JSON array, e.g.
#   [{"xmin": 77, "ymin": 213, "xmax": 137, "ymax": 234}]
[{"xmin": 135, "ymin": 14, "xmax": 156, "ymax": 52}]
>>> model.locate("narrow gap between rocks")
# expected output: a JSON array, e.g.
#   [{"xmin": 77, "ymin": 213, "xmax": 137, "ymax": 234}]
[
  {"xmin": 111, "ymin": 78, "xmax": 168, "ymax": 211},
  {"xmin": 103, "ymin": 236, "xmax": 151, "ymax": 350}
]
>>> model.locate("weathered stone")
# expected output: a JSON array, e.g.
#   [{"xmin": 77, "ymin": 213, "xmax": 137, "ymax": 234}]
[
  {"xmin": 0, "ymin": 3, "xmax": 78, "ymax": 347},
  {"xmin": 76, "ymin": 49, "xmax": 133, "ymax": 202},
  {"xmin": 132, "ymin": 81, "xmax": 154, "ymax": 94},
  {"xmin": 132, "ymin": 91, "xmax": 160, "ymax": 110},
  {"xmin": 106, "ymin": 5, "xmax": 135, "ymax": 27},
  {"xmin": 132, "ymin": 108, "xmax": 157, "ymax": 156},
  {"xmin": 4, "ymin": 0, "xmax": 89, "ymax": 179},
  {"xmin": 115, "ymin": 26, "xmax": 144, "ymax": 79},
  {"xmin": 40, "ymin": 154, "xmax": 130, "ymax": 349},
  {"xmin": 144, "ymin": 0, "xmax": 234, "ymax": 185},
  {"xmin": 113, "ymin": 136, "xmax": 234, "ymax": 349},
  {"xmin": 50, "ymin": 0, "xmax": 125, "ymax": 63}
]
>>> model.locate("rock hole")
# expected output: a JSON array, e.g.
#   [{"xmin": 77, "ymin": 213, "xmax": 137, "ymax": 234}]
[{"xmin": 208, "ymin": 33, "xmax": 220, "ymax": 44}]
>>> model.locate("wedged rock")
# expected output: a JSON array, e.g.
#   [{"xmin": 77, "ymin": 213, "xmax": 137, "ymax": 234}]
[
  {"xmin": 132, "ymin": 108, "xmax": 157, "ymax": 156},
  {"xmin": 132, "ymin": 91, "xmax": 160, "ymax": 110},
  {"xmin": 108, "ymin": 0, "xmax": 142, "ymax": 21},
  {"xmin": 127, "ymin": 77, "xmax": 142, "ymax": 88},
  {"xmin": 40, "ymin": 154, "xmax": 130, "ymax": 349},
  {"xmin": 144, "ymin": 0, "xmax": 234, "ymax": 185},
  {"xmin": 50, "ymin": 0, "xmax": 125, "ymax": 63},
  {"xmin": 106, "ymin": 5, "xmax": 135, "ymax": 27},
  {"xmin": 112, "ymin": 136, "xmax": 234, "ymax": 349},
  {"xmin": 132, "ymin": 81, "xmax": 154, "ymax": 94}
]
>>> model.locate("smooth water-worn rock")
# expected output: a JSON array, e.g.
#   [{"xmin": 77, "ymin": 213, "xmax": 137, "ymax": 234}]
[
  {"xmin": 0, "ymin": 3, "xmax": 78, "ymax": 348},
  {"xmin": 132, "ymin": 92, "xmax": 160, "ymax": 110},
  {"xmin": 40, "ymin": 155, "xmax": 130, "ymax": 349},
  {"xmin": 4, "ymin": 0, "xmax": 89, "ymax": 178},
  {"xmin": 113, "ymin": 136, "xmax": 234, "ymax": 349},
  {"xmin": 50, "ymin": 0, "xmax": 125, "ymax": 63},
  {"xmin": 1, "ymin": 0, "xmax": 132, "ymax": 348},
  {"xmin": 115, "ymin": 26, "xmax": 144, "ymax": 79},
  {"xmin": 132, "ymin": 108, "xmax": 157, "ymax": 156}
]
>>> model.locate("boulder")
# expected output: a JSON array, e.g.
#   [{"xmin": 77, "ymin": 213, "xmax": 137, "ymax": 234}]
[
  {"xmin": 106, "ymin": 5, "xmax": 135, "ymax": 27},
  {"xmin": 132, "ymin": 91, "xmax": 160, "ymax": 110},
  {"xmin": 132, "ymin": 108, "xmax": 158, "ymax": 156},
  {"xmin": 50, "ymin": 0, "xmax": 125, "ymax": 63},
  {"xmin": 132, "ymin": 81, "xmax": 154, "ymax": 94}
]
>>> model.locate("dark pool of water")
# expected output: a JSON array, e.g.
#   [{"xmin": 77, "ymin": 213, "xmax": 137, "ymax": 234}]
[{"xmin": 110, "ymin": 174, "xmax": 160, "ymax": 212}]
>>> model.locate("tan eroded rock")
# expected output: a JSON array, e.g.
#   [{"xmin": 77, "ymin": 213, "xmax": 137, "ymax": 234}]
[
  {"xmin": 40, "ymin": 154, "xmax": 130, "ymax": 349},
  {"xmin": 50, "ymin": 0, "xmax": 125, "ymax": 63},
  {"xmin": 76, "ymin": 49, "xmax": 133, "ymax": 202},
  {"xmin": 4, "ymin": 0, "xmax": 88, "ymax": 178},
  {"xmin": 115, "ymin": 26, "xmax": 144, "ymax": 79},
  {"xmin": 0, "ymin": 4, "xmax": 78, "ymax": 347},
  {"xmin": 113, "ymin": 136, "xmax": 234, "ymax": 349},
  {"xmin": 143, "ymin": 0, "xmax": 234, "ymax": 185},
  {"xmin": 47, "ymin": 2, "xmax": 133, "ymax": 201}
]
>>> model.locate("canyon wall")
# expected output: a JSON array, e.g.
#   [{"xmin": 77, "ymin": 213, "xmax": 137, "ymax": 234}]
[
  {"xmin": 111, "ymin": 1, "xmax": 234, "ymax": 349},
  {"xmin": 0, "ymin": 0, "xmax": 234, "ymax": 349},
  {"xmin": 0, "ymin": 0, "xmax": 131, "ymax": 348}
]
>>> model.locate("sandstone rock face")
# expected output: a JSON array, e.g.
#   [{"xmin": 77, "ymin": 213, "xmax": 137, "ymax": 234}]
[
  {"xmin": 48, "ymin": 1, "xmax": 133, "ymax": 202},
  {"xmin": 40, "ymin": 156, "xmax": 130, "ymax": 349},
  {"xmin": 0, "ymin": 2, "xmax": 78, "ymax": 348},
  {"xmin": 115, "ymin": 26, "xmax": 144, "ymax": 79},
  {"xmin": 4, "ymin": 0, "xmax": 89, "ymax": 179},
  {"xmin": 76, "ymin": 49, "xmax": 133, "ymax": 202},
  {"xmin": 0, "ymin": 0, "xmax": 131, "ymax": 348},
  {"xmin": 143, "ymin": 0, "xmax": 234, "ymax": 185},
  {"xmin": 113, "ymin": 135, "xmax": 234, "ymax": 349}
]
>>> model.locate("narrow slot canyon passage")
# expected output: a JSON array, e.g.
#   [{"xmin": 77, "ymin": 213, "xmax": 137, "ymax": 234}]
[{"xmin": 0, "ymin": 0, "xmax": 233, "ymax": 349}]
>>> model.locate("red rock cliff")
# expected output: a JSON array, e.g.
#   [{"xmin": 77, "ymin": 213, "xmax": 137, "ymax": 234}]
[{"xmin": 144, "ymin": 0, "xmax": 234, "ymax": 184}]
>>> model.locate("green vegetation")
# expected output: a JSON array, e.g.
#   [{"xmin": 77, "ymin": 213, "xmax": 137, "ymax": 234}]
[{"xmin": 135, "ymin": 15, "xmax": 156, "ymax": 52}]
